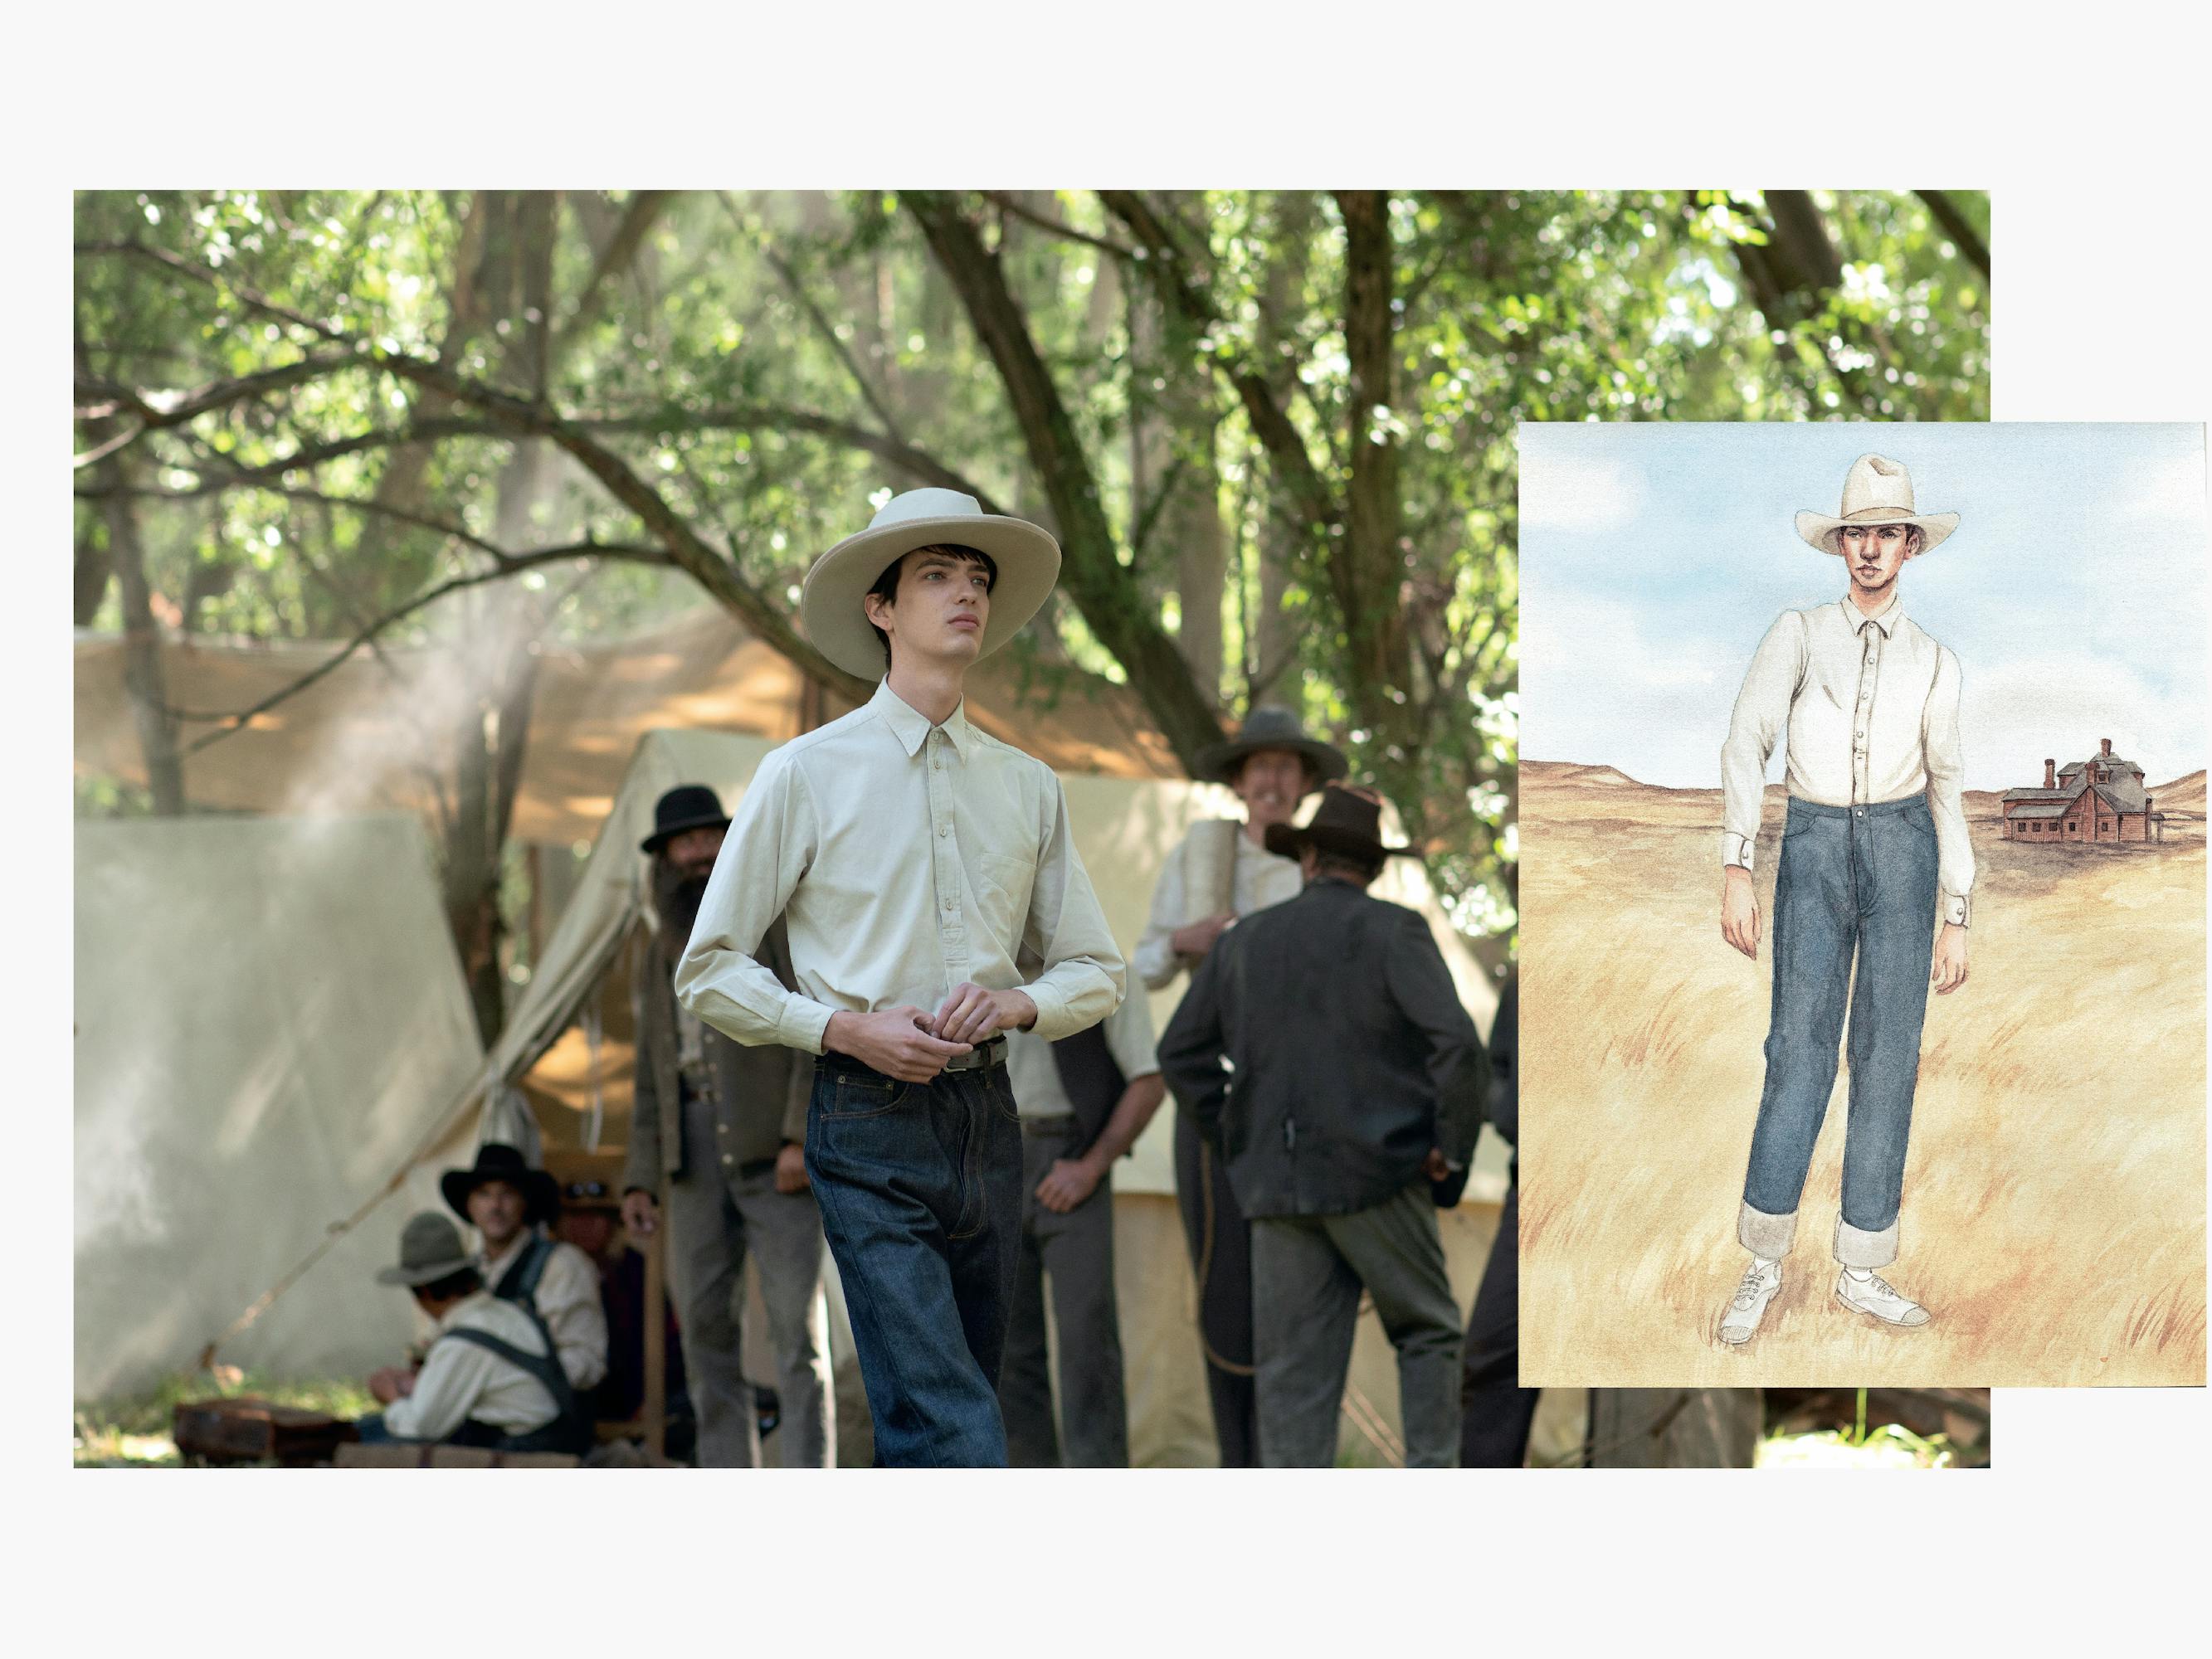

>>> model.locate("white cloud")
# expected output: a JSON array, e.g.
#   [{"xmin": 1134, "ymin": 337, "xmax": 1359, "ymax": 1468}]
[
  {"xmin": 1964, "ymin": 654, "xmax": 2205, "ymax": 789},
  {"xmin": 1518, "ymin": 445, "xmax": 1651, "ymax": 536},
  {"xmin": 1522, "ymin": 591, "xmax": 1744, "ymax": 783}
]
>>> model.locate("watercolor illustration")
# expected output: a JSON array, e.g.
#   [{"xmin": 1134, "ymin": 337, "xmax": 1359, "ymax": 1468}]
[{"xmin": 1518, "ymin": 422, "xmax": 2206, "ymax": 1388}]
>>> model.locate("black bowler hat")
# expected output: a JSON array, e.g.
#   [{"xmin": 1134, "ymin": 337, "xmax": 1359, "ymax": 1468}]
[
  {"xmin": 441, "ymin": 1141, "xmax": 562, "ymax": 1228},
  {"xmin": 640, "ymin": 784, "xmax": 731, "ymax": 855}
]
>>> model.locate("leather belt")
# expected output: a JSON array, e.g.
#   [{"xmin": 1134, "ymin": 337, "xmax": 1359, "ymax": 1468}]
[{"xmin": 938, "ymin": 1036, "xmax": 1007, "ymax": 1074}]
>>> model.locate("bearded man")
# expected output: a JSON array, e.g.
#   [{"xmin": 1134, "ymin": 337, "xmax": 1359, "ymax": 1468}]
[{"xmin": 620, "ymin": 784, "xmax": 836, "ymax": 1467}]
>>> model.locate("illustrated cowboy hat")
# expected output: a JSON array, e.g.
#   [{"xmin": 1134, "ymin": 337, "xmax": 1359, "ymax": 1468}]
[
  {"xmin": 639, "ymin": 784, "xmax": 730, "ymax": 855},
  {"xmin": 375, "ymin": 1211, "xmax": 478, "ymax": 1287},
  {"xmin": 1196, "ymin": 705, "xmax": 1349, "ymax": 790},
  {"xmin": 799, "ymin": 487, "xmax": 1062, "ymax": 681},
  {"xmin": 1264, "ymin": 784, "xmax": 1418, "ymax": 865},
  {"xmin": 1795, "ymin": 454, "xmax": 1960, "ymax": 555},
  {"xmin": 440, "ymin": 1141, "xmax": 562, "ymax": 1228}
]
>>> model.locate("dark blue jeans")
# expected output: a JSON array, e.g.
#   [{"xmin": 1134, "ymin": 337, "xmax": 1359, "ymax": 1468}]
[
  {"xmin": 805, "ymin": 1052, "xmax": 1024, "ymax": 1467},
  {"xmin": 1738, "ymin": 793, "xmax": 1938, "ymax": 1268}
]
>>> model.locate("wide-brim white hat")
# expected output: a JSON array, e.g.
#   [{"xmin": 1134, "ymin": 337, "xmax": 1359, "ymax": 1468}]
[
  {"xmin": 800, "ymin": 488, "xmax": 1061, "ymax": 680},
  {"xmin": 1795, "ymin": 453, "xmax": 1960, "ymax": 555}
]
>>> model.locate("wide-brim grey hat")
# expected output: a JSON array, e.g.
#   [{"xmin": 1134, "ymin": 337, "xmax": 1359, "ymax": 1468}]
[
  {"xmin": 375, "ymin": 1210, "xmax": 476, "ymax": 1287},
  {"xmin": 1196, "ymin": 705, "xmax": 1348, "ymax": 789},
  {"xmin": 800, "ymin": 488, "xmax": 1061, "ymax": 681},
  {"xmin": 1795, "ymin": 453, "xmax": 1960, "ymax": 556}
]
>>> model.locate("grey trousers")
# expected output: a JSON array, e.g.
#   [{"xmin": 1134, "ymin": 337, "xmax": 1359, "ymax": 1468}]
[
  {"xmin": 665, "ymin": 1093, "xmax": 836, "ymax": 1467},
  {"xmin": 996, "ymin": 1117, "xmax": 1129, "ymax": 1467},
  {"xmin": 1251, "ymin": 1180, "xmax": 1464, "ymax": 1468}
]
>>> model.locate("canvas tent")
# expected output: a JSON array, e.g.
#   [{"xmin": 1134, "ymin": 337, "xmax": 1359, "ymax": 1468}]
[
  {"xmin": 74, "ymin": 608, "xmax": 1180, "ymax": 844},
  {"xmin": 74, "ymin": 815, "xmax": 485, "ymax": 1399}
]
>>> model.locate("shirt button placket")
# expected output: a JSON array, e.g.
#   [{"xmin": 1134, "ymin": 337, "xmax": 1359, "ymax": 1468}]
[{"xmin": 929, "ymin": 731, "xmax": 967, "ymax": 980}]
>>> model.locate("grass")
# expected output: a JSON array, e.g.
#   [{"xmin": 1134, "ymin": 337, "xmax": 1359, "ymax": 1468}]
[
  {"xmin": 1519, "ymin": 765, "xmax": 2206, "ymax": 1389},
  {"xmin": 74, "ymin": 1369, "xmax": 378, "ymax": 1467}
]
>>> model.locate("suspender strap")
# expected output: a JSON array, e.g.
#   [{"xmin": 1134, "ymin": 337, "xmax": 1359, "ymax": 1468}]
[{"xmin": 494, "ymin": 1235, "xmax": 556, "ymax": 1308}]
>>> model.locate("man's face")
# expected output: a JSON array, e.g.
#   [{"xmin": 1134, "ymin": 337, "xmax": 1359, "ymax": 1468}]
[
  {"xmin": 1232, "ymin": 748, "xmax": 1309, "ymax": 831},
  {"xmin": 865, "ymin": 551, "xmax": 992, "ymax": 669},
  {"xmin": 665, "ymin": 825, "xmax": 724, "ymax": 880},
  {"xmin": 1837, "ymin": 523, "xmax": 1916, "ymax": 598},
  {"xmin": 466, "ymin": 1180, "xmax": 528, "ymax": 1249}
]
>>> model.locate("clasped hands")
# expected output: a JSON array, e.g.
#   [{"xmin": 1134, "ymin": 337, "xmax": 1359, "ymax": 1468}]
[{"xmin": 825, "ymin": 984, "xmax": 1038, "ymax": 1083}]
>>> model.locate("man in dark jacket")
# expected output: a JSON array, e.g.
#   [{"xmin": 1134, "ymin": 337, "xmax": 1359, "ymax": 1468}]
[
  {"xmin": 1158, "ymin": 785, "xmax": 1487, "ymax": 1467},
  {"xmin": 1458, "ymin": 971, "xmax": 1537, "ymax": 1466},
  {"xmin": 620, "ymin": 784, "xmax": 835, "ymax": 1468}
]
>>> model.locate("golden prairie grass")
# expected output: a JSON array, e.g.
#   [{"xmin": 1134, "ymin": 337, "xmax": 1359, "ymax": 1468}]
[{"xmin": 1519, "ymin": 763, "xmax": 2206, "ymax": 1388}]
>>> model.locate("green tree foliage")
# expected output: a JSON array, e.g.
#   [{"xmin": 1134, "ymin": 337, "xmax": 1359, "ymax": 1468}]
[{"xmin": 74, "ymin": 188, "xmax": 1990, "ymax": 950}]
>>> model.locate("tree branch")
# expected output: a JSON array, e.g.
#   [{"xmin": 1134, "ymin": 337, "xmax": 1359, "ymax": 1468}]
[
  {"xmin": 74, "ymin": 239, "xmax": 349, "ymax": 343},
  {"xmin": 555, "ymin": 190, "xmax": 679, "ymax": 361},
  {"xmin": 173, "ymin": 540, "xmax": 667, "ymax": 753},
  {"xmin": 980, "ymin": 192, "xmax": 1138, "ymax": 261},
  {"xmin": 1098, "ymin": 189, "xmax": 1337, "ymax": 537},
  {"xmin": 1915, "ymin": 189, "xmax": 1991, "ymax": 280}
]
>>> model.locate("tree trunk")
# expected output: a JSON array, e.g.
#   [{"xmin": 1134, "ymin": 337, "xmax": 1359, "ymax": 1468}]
[
  {"xmin": 903, "ymin": 190, "xmax": 1224, "ymax": 773},
  {"xmin": 1334, "ymin": 191, "xmax": 1421, "ymax": 810},
  {"xmin": 1251, "ymin": 192, "xmax": 1314, "ymax": 704},
  {"xmin": 100, "ymin": 450, "xmax": 188, "ymax": 814}
]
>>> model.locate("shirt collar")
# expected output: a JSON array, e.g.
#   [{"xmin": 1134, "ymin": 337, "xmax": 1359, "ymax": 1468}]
[
  {"xmin": 1841, "ymin": 592, "xmax": 1905, "ymax": 638},
  {"xmin": 870, "ymin": 679, "xmax": 974, "ymax": 761}
]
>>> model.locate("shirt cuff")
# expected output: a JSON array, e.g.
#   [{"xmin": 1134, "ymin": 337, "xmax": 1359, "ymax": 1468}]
[
  {"xmin": 1722, "ymin": 832, "xmax": 1756, "ymax": 872},
  {"xmin": 1941, "ymin": 891, "xmax": 1970, "ymax": 928},
  {"xmin": 776, "ymin": 998, "xmax": 836, "ymax": 1056},
  {"xmin": 1019, "ymin": 983, "xmax": 1073, "ymax": 1044}
]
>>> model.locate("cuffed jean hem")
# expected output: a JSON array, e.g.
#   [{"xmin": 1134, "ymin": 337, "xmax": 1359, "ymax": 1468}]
[
  {"xmin": 1737, "ymin": 1202, "xmax": 1798, "ymax": 1260},
  {"xmin": 1834, "ymin": 1214, "xmax": 1900, "ymax": 1269}
]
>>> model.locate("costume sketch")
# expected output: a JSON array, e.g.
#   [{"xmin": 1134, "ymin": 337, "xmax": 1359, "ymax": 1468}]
[{"xmin": 1716, "ymin": 455, "xmax": 1970, "ymax": 1345}]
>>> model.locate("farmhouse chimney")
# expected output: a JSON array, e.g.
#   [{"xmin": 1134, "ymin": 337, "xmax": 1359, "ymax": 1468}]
[
  {"xmin": 2044, "ymin": 758, "xmax": 2055, "ymax": 789},
  {"xmin": 2102, "ymin": 737, "xmax": 2113, "ymax": 758}
]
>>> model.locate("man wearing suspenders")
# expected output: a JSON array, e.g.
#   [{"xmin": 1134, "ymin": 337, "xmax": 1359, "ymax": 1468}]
[
  {"xmin": 441, "ymin": 1142, "xmax": 609, "ymax": 1395},
  {"xmin": 361, "ymin": 1211, "xmax": 597, "ymax": 1455}
]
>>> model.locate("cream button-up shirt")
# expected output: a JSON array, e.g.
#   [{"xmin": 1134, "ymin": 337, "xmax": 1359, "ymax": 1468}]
[
  {"xmin": 677, "ymin": 679, "xmax": 1126, "ymax": 1053},
  {"xmin": 382, "ymin": 1292, "xmax": 560, "ymax": 1443},
  {"xmin": 1721, "ymin": 595, "xmax": 1974, "ymax": 925},
  {"xmin": 1133, "ymin": 823, "xmax": 1304, "ymax": 992},
  {"xmin": 1004, "ymin": 984, "xmax": 1162, "ymax": 1121},
  {"xmin": 478, "ymin": 1233, "xmax": 609, "ymax": 1392}
]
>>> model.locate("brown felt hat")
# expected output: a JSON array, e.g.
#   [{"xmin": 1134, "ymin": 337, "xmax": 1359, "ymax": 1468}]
[{"xmin": 1264, "ymin": 784, "xmax": 1417, "ymax": 865}]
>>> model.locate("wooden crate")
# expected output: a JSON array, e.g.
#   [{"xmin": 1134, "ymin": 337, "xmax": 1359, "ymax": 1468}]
[
  {"xmin": 333, "ymin": 1443, "xmax": 579, "ymax": 1469},
  {"xmin": 172, "ymin": 1397, "xmax": 358, "ymax": 1466}
]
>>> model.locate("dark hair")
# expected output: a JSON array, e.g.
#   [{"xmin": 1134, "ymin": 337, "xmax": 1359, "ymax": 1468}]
[
  {"xmin": 1312, "ymin": 847, "xmax": 1386, "ymax": 884},
  {"xmin": 865, "ymin": 544, "xmax": 998, "ymax": 667},
  {"xmin": 413, "ymin": 1266, "xmax": 482, "ymax": 1305}
]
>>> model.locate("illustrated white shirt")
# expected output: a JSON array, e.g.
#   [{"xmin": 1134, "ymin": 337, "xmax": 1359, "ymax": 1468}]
[
  {"xmin": 1720, "ymin": 595, "xmax": 1974, "ymax": 924},
  {"xmin": 382, "ymin": 1291, "xmax": 559, "ymax": 1442},
  {"xmin": 677, "ymin": 679, "xmax": 1126, "ymax": 1052},
  {"xmin": 478, "ymin": 1231, "xmax": 609, "ymax": 1392},
  {"xmin": 1005, "ymin": 982, "xmax": 1162, "ymax": 1121},
  {"xmin": 1133, "ymin": 823, "xmax": 1305, "ymax": 991}
]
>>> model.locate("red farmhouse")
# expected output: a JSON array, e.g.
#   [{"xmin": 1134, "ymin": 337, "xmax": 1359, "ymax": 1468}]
[{"xmin": 2000, "ymin": 738, "xmax": 2156, "ymax": 844}]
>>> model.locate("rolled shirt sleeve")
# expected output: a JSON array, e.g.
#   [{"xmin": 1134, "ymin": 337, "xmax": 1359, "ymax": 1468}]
[
  {"xmin": 1923, "ymin": 645, "xmax": 1976, "ymax": 926},
  {"xmin": 1133, "ymin": 833, "xmax": 1190, "ymax": 991},
  {"xmin": 1719, "ymin": 612, "xmax": 1805, "ymax": 871},
  {"xmin": 676, "ymin": 753, "xmax": 839, "ymax": 1056}
]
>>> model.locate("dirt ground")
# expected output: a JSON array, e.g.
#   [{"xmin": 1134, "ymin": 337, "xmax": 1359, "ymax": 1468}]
[{"xmin": 1518, "ymin": 761, "xmax": 2207, "ymax": 1389}]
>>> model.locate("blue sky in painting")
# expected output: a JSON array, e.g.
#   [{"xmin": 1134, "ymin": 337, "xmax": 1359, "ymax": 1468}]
[{"xmin": 1519, "ymin": 422, "xmax": 2209, "ymax": 791}]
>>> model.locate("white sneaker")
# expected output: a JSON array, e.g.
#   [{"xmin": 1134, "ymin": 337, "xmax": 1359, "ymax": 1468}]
[
  {"xmin": 1834, "ymin": 1269, "xmax": 1931, "ymax": 1327},
  {"xmin": 1717, "ymin": 1260, "xmax": 1782, "ymax": 1345}
]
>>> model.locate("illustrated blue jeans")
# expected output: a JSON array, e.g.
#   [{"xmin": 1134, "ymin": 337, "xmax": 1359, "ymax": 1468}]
[
  {"xmin": 1738, "ymin": 793, "xmax": 1939, "ymax": 1268},
  {"xmin": 805, "ymin": 1051, "xmax": 1024, "ymax": 1467}
]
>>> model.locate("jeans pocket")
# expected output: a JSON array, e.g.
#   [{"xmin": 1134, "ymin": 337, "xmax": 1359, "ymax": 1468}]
[{"xmin": 820, "ymin": 1073, "xmax": 912, "ymax": 1119}]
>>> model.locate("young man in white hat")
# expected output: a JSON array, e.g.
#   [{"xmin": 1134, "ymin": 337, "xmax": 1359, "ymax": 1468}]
[
  {"xmin": 1133, "ymin": 706, "xmax": 1345, "ymax": 1466},
  {"xmin": 675, "ymin": 488, "xmax": 1126, "ymax": 1467},
  {"xmin": 1715, "ymin": 453, "xmax": 1973, "ymax": 1345}
]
